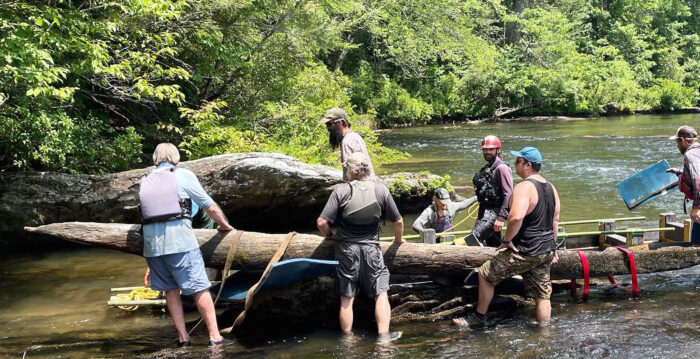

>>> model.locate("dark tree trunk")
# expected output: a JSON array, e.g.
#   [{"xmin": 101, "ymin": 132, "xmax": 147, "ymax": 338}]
[{"xmin": 25, "ymin": 222, "xmax": 700, "ymax": 279}]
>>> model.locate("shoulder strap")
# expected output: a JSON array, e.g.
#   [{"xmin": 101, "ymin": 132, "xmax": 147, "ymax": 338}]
[{"xmin": 490, "ymin": 159, "xmax": 507, "ymax": 171}]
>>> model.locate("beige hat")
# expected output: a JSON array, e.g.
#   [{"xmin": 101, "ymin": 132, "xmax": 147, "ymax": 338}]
[
  {"xmin": 669, "ymin": 125, "xmax": 698, "ymax": 140},
  {"xmin": 319, "ymin": 107, "xmax": 348, "ymax": 125},
  {"xmin": 434, "ymin": 188, "xmax": 452, "ymax": 205}
]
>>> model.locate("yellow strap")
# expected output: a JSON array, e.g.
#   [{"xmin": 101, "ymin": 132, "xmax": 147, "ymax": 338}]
[
  {"xmin": 441, "ymin": 201, "xmax": 479, "ymax": 233},
  {"xmin": 215, "ymin": 230, "xmax": 245, "ymax": 303},
  {"xmin": 221, "ymin": 231, "xmax": 296, "ymax": 334}
]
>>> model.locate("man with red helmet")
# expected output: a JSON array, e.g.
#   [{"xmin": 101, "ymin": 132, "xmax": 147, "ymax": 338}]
[{"xmin": 463, "ymin": 135, "xmax": 513, "ymax": 247}]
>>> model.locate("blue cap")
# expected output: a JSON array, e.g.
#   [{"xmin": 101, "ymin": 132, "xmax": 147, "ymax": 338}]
[{"xmin": 510, "ymin": 147, "xmax": 542, "ymax": 164}]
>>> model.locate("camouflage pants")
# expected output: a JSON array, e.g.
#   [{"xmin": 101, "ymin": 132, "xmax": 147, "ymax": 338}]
[{"xmin": 478, "ymin": 248, "xmax": 555, "ymax": 299}]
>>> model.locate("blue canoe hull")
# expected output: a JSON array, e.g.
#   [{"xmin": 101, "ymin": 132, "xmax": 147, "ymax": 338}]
[{"xmin": 210, "ymin": 258, "xmax": 339, "ymax": 300}]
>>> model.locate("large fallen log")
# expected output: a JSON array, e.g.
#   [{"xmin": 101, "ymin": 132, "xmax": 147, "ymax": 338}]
[
  {"xmin": 25, "ymin": 222, "xmax": 700, "ymax": 279},
  {"xmin": 0, "ymin": 152, "xmax": 441, "ymax": 233}
]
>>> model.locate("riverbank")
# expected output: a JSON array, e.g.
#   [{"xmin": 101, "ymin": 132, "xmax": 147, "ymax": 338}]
[{"xmin": 378, "ymin": 107, "xmax": 700, "ymax": 129}]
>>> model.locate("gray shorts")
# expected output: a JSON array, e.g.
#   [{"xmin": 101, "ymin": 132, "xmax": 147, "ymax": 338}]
[
  {"xmin": 146, "ymin": 248, "xmax": 211, "ymax": 295},
  {"xmin": 334, "ymin": 241, "xmax": 390, "ymax": 298}
]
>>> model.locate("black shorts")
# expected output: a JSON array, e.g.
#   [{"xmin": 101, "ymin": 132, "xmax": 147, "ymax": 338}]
[{"xmin": 334, "ymin": 241, "xmax": 390, "ymax": 298}]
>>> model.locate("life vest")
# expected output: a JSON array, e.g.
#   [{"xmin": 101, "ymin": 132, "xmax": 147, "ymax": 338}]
[
  {"xmin": 473, "ymin": 159, "xmax": 507, "ymax": 207},
  {"xmin": 679, "ymin": 173, "xmax": 693, "ymax": 199},
  {"xmin": 336, "ymin": 180, "xmax": 382, "ymax": 241},
  {"xmin": 433, "ymin": 208, "xmax": 453, "ymax": 233},
  {"xmin": 138, "ymin": 167, "xmax": 192, "ymax": 224}
]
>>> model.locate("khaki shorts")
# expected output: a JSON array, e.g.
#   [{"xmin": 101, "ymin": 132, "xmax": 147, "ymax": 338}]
[{"xmin": 478, "ymin": 249, "xmax": 555, "ymax": 299}]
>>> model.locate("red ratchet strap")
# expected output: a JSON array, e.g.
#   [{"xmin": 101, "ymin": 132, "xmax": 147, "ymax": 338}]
[
  {"xmin": 571, "ymin": 250, "xmax": 590, "ymax": 299},
  {"xmin": 607, "ymin": 246, "xmax": 638, "ymax": 296}
]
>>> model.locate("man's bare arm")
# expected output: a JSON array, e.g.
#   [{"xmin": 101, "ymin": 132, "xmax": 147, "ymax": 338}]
[
  {"xmin": 317, "ymin": 217, "xmax": 333, "ymax": 238},
  {"xmin": 205, "ymin": 202, "xmax": 233, "ymax": 231},
  {"xmin": 551, "ymin": 184, "xmax": 561, "ymax": 263},
  {"xmin": 393, "ymin": 218, "xmax": 405, "ymax": 244}
]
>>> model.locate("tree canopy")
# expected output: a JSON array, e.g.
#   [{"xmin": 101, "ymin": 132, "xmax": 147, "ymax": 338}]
[{"xmin": 1, "ymin": 0, "xmax": 698, "ymax": 173}]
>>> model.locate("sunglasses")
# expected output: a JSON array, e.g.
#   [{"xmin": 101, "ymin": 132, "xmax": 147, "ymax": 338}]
[{"xmin": 325, "ymin": 120, "xmax": 341, "ymax": 128}]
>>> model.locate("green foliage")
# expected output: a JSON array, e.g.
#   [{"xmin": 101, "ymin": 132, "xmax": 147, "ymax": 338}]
[
  {"xmin": 387, "ymin": 173, "xmax": 452, "ymax": 198},
  {"xmin": 388, "ymin": 174, "xmax": 412, "ymax": 199},
  {"xmin": 642, "ymin": 79, "xmax": 698, "ymax": 111},
  {"xmin": 2, "ymin": 0, "xmax": 699, "ymax": 174},
  {"xmin": 425, "ymin": 174, "xmax": 453, "ymax": 194}
]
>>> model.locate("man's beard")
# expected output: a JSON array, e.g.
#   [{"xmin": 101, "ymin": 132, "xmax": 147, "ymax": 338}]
[
  {"xmin": 483, "ymin": 153, "xmax": 496, "ymax": 163},
  {"xmin": 329, "ymin": 128, "xmax": 344, "ymax": 149}
]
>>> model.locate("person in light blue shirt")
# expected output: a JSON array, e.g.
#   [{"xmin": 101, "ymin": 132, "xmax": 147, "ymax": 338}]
[{"xmin": 141, "ymin": 143, "xmax": 234, "ymax": 348}]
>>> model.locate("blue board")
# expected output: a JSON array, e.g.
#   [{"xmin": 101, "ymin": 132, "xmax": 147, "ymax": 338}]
[
  {"xmin": 616, "ymin": 159, "xmax": 678, "ymax": 210},
  {"xmin": 210, "ymin": 258, "xmax": 338, "ymax": 300}
]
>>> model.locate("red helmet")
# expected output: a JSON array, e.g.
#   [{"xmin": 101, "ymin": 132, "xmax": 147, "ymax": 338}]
[{"xmin": 481, "ymin": 135, "xmax": 501, "ymax": 149}]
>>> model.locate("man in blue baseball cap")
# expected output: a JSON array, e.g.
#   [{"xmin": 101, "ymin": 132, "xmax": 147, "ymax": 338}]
[{"xmin": 454, "ymin": 146, "xmax": 560, "ymax": 328}]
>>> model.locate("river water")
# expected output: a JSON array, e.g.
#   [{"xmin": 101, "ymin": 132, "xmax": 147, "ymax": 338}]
[{"xmin": 1, "ymin": 114, "xmax": 699, "ymax": 358}]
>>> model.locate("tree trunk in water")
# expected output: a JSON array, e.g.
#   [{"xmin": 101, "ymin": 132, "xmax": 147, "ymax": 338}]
[
  {"xmin": 0, "ymin": 152, "xmax": 441, "ymax": 233},
  {"xmin": 24, "ymin": 222, "xmax": 700, "ymax": 279}
]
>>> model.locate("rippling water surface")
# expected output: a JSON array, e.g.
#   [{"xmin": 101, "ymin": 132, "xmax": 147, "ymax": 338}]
[{"xmin": 1, "ymin": 114, "xmax": 699, "ymax": 358}]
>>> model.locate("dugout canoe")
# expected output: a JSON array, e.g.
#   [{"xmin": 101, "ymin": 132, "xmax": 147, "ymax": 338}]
[{"xmin": 24, "ymin": 222, "xmax": 700, "ymax": 280}]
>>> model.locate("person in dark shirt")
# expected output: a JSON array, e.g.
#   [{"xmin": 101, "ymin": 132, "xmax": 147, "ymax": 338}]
[
  {"xmin": 464, "ymin": 135, "xmax": 513, "ymax": 247},
  {"xmin": 454, "ymin": 147, "xmax": 560, "ymax": 328},
  {"xmin": 316, "ymin": 152, "xmax": 404, "ymax": 342}
]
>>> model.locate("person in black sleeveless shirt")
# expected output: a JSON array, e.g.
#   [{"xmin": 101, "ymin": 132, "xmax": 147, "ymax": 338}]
[{"xmin": 454, "ymin": 146, "xmax": 560, "ymax": 328}]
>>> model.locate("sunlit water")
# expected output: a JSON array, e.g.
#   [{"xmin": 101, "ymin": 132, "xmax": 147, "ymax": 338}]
[{"xmin": 1, "ymin": 114, "xmax": 699, "ymax": 358}]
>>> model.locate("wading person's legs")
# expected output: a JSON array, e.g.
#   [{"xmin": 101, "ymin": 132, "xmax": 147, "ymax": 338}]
[
  {"xmin": 535, "ymin": 298, "xmax": 551, "ymax": 324},
  {"xmin": 165, "ymin": 290, "xmax": 189, "ymax": 342},
  {"xmin": 339, "ymin": 296, "xmax": 355, "ymax": 333},
  {"xmin": 375, "ymin": 292, "xmax": 390, "ymax": 334},
  {"xmin": 523, "ymin": 252, "xmax": 554, "ymax": 325},
  {"xmin": 476, "ymin": 273, "xmax": 495, "ymax": 314},
  {"xmin": 193, "ymin": 290, "xmax": 223, "ymax": 341}
]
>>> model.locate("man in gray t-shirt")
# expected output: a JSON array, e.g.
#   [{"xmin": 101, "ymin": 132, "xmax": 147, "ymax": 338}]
[
  {"xmin": 319, "ymin": 107, "xmax": 376, "ymax": 181},
  {"xmin": 317, "ymin": 152, "xmax": 403, "ymax": 340}
]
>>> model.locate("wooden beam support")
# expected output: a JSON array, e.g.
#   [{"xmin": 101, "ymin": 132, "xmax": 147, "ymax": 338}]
[
  {"xmin": 599, "ymin": 220, "xmax": 615, "ymax": 247},
  {"xmin": 422, "ymin": 229, "xmax": 436, "ymax": 244},
  {"xmin": 604, "ymin": 234, "xmax": 627, "ymax": 247}
]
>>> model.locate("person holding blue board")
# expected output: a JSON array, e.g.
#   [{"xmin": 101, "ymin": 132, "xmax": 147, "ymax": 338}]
[{"xmin": 667, "ymin": 125, "xmax": 700, "ymax": 244}]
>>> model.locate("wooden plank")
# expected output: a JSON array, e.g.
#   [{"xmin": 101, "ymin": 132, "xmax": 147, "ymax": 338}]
[
  {"xmin": 604, "ymin": 234, "xmax": 627, "ymax": 247},
  {"xmin": 664, "ymin": 221, "xmax": 685, "ymax": 241},
  {"xmin": 563, "ymin": 234, "xmax": 599, "ymax": 249},
  {"xmin": 599, "ymin": 220, "xmax": 615, "ymax": 247},
  {"xmin": 422, "ymin": 229, "xmax": 436, "ymax": 244},
  {"xmin": 659, "ymin": 213, "xmax": 676, "ymax": 241},
  {"xmin": 108, "ymin": 298, "xmax": 166, "ymax": 306}
]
